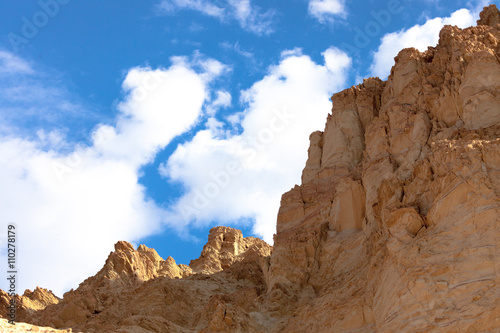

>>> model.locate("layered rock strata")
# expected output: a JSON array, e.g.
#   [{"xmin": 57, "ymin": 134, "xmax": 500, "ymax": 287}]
[
  {"xmin": 268, "ymin": 6, "xmax": 500, "ymax": 331},
  {"xmin": 1, "ymin": 5, "xmax": 500, "ymax": 333}
]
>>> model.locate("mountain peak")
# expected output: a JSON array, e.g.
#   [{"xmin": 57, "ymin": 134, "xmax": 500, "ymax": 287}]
[{"xmin": 2, "ymin": 5, "xmax": 499, "ymax": 332}]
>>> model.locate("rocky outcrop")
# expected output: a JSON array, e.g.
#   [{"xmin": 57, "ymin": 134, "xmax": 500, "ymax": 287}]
[
  {"xmin": 478, "ymin": 4, "xmax": 500, "ymax": 26},
  {"xmin": 0, "ymin": 287, "xmax": 59, "ymax": 322},
  {"xmin": 1, "ymin": 5, "xmax": 500, "ymax": 333},
  {"xmin": 4, "ymin": 226, "xmax": 271, "ymax": 332},
  {"xmin": 0, "ymin": 318, "xmax": 72, "ymax": 332},
  {"xmin": 267, "ymin": 6, "xmax": 500, "ymax": 331},
  {"xmin": 190, "ymin": 226, "xmax": 271, "ymax": 274}
]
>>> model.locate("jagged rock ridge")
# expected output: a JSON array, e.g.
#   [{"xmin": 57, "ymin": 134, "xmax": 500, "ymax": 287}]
[
  {"xmin": 2, "ymin": 226, "xmax": 272, "ymax": 331},
  {"xmin": 1, "ymin": 4, "xmax": 500, "ymax": 332}
]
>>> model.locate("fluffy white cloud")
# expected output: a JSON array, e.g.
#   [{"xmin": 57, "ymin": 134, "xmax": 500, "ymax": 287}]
[
  {"xmin": 158, "ymin": 0, "xmax": 275, "ymax": 35},
  {"xmin": 0, "ymin": 46, "xmax": 349, "ymax": 296},
  {"xmin": 370, "ymin": 8, "xmax": 477, "ymax": 79},
  {"xmin": 0, "ymin": 52, "xmax": 225, "ymax": 296},
  {"xmin": 206, "ymin": 90, "xmax": 232, "ymax": 115},
  {"xmin": 308, "ymin": 0, "xmax": 346, "ymax": 23},
  {"xmin": 160, "ymin": 47, "xmax": 351, "ymax": 242}
]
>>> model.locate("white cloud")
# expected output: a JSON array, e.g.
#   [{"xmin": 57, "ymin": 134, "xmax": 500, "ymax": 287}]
[
  {"xmin": 0, "ymin": 52, "xmax": 224, "ymax": 296},
  {"xmin": 234, "ymin": 42, "xmax": 254, "ymax": 58},
  {"xmin": 220, "ymin": 41, "xmax": 255, "ymax": 59},
  {"xmin": 160, "ymin": 47, "xmax": 351, "ymax": 242},
  {"xmin": 0, "ymin": 58, "xmax": 93, "ymax": 139},
  {"xmin": 206, "ymin": 90, "xmax": 232, "ymax": 115},
  {"xmin": 227, "ymin": 0, "xmax": 275, "ymax": 35},
  {"xmin": 158, "ymin": 0, "xmax": 224, "ymax": 17},
  {"xmin": 0, "ymin": 51, "xmax": 33, "ymax": 75},
  {"xmin": 308, "ymin": 0, "xmax": 346, "ymax": 23},
  {"xmin": 370, "ymin": 8, "xmax": 477, "ymax": 79},
  {"xmin": 158, "ymin": 0, "xmax": 275, "ymax": 35},
  {"xmin": 0, "ymin": 46, "xmax": 349, "ymax": 295},
  {"xmin": 280, "ymin": 47, "xmax": 303, "ymax": 58}
]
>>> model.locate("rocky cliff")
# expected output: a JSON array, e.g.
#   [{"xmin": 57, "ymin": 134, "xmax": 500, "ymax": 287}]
[{"xmin": 2, "ymin": 5, "xmax": 500, "ymax": 333}]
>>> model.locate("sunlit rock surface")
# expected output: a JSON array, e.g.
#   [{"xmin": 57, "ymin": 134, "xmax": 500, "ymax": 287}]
[{"xmin": 1, "ymin": 5, "xmax": 499, "ymax": 332}]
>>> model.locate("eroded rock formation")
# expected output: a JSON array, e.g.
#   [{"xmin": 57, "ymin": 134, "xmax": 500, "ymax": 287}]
[
  {"xmin": 2, "ymin": 227, "xmax": 271, "ymax": 332},
  {"xmin": 2, "ymin": 5, "xmax": 500, "ymax": 332}
]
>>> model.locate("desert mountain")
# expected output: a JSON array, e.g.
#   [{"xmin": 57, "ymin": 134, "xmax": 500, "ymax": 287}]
[{"xmin": 1, "ymin": 4, "xmax": 499, "ymax": 332}]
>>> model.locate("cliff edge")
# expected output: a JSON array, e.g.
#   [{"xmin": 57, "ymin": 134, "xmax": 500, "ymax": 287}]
[{"xmin": 1, "ymin": 5, "xmax": 500, "ymax": 333}]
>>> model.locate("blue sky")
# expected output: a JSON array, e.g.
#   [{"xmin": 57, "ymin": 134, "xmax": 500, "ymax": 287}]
[{"xmin": 0, "ymin": 0, "xmax": 495, "ymax": 296}]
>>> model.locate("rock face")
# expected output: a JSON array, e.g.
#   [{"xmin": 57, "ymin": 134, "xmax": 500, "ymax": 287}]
[
  {"xmin": 2, "ymin": 5, "xmax": 500, "ymax": 333},
  {"xmin": 0, "ymin": 319, "xmax": 72, "ymax": 333},
  {"xmin": 190, "ymin": 226, "xmax": 271, "ymax": 274},
  {"xmin": 267, "ymin": 6, "xmax": 500, "ymax": 331},
  {"xmin": 4, "ymin": 226, "xmax": 272, "ymax": 332},
  {"xmin": 0, "ymin": 287, "xmax": 60, "ymax": 322}
]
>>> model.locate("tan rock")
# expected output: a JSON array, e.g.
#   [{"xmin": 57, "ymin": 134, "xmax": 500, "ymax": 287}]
[
  {"xmin": 0, "ymin": 319, "xmax": 71, "ymax": 332},
  {"xmin": 0, "ymin": 287, "xmax": 60, "ymax": 324},
  {"xmin": 301, "ymin": 131, "xmax": 323, "ymax": 183},
  {"xmin": 329, "ymin": 178, "xmax": 366, "ymax": 232},
  {"xmin": 190, "ymin": 226, "xmax": 271, "ymax": 274},
  {"xmin": 477, "ymin": 4, "xmax": 500, "ymax": 26},
  {"xmin": 2, "ymin": 5, "xmax": 500, "ymax": 333}
]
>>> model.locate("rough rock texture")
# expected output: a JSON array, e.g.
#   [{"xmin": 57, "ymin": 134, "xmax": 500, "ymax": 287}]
[
  {"xmin": 2, "ymin": 5, "xmax": 500, "ymax": 332},
  {"xmin": 190, "ymin": 226, "xmax": 271, "ymax": 274},
  {"xmin": 0, "ymin": 319, "xmax": 71, "ymax": 332},
  {"xmin": 268, "ymin": 6, "xmax": 500, "ymax": 332},
  {"xmin": 478, "ymin": 4, "xmax": 500, "ymax": 27},
  {"xmin": 0, "ymin": 287, "xmax": 60, "ymax": 321},
  {"xmin": 3, "ymin": 227, "xmax": 272, "ymax": 332}
]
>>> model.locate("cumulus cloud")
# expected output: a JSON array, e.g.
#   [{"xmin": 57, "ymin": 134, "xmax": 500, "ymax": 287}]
[
  {"xmin": 308, "ymin": 0, "xmax": 346, "ymax": 23},
  {"xmin": 370, "ymin": 8, "xmax": 477, "ymax": 79},
  {"xmin": 160, "ymin": 47, "xmax": 351, "ymax": 242},
  {"xmin": 158, "ymin": 0, "xmax": 275, "ymax": 35},
  {"xmin": 0, "ymin": 46, "xmax": 349, "ymax": 296},
  {"xmin": 0, "ymin": 51, "xmax": 225, "ymax": 296}
]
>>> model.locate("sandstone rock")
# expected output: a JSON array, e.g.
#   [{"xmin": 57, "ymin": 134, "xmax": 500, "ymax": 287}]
[
  {"xmin": 301, "ymin": 131, "xmax": 323, "ymax": 183},
  {"xmin": 477, "ymin": 4, "xmax": 500, "ymax": 26},
  {"xmin": 0, "ymin": 319, "xmax": 71, "ymax": 332},
  {"xmin": 321, "ymin": 78, "xmax": 385, "ymax": 176},
  {"xmin": 385, "ymin": 207, "xmax": 425, "ymax": 242},
  {"xmin": 329, "ymin": 178, "xmax": 366, "ymax": 232},
  {"xmin": 0, "ymin": 287, "xmax": 60, "ymax": 323},
  {"xmin": 267, "ymin": 6, "xmax": 500, "ymax": 332},
  {"xmin": 0, "ymin": 227, "xmax": 272, "ymax": 332},
  {"xmin": 190, "ymin": 226, "xmax": 272, "ymax": 274},
  {"xmin": 2, "ymin": 5, "xmax": 500, "ymax": 333}
]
